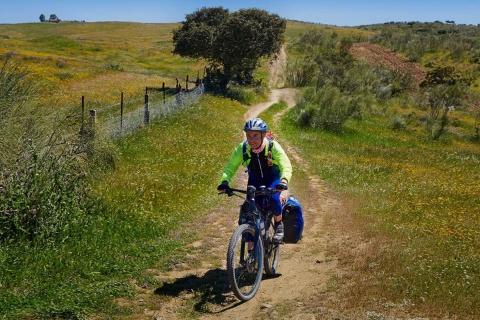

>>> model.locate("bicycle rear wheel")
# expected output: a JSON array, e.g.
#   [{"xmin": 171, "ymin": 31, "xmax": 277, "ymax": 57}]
[
  {"xmin": 226, "ymin": 224, "xmax": 264, "ymax": 301},
  {"xmin": 263, "ymin": 215, "xmax": 280, "ymax": 275}
]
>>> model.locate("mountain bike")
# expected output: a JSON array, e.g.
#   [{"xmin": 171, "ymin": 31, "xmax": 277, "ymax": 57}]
[{"xmin": 220, "ymin": 185, "xmax": 283, "ymax": 301}]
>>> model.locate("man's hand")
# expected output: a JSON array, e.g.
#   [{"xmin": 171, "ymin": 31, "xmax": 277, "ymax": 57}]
[
  {"xmin": 217, "ymin": 181, "xmax": 230, "ymax": 193},
  {"xmin": 275, "ymin": 179, "xmax": 288, "ymax": 191}
]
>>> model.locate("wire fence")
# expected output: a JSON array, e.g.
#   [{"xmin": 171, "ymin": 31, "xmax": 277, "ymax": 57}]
[{"xmin": 82, "ymin": 81, "xmax": 205, "ymax": 139}]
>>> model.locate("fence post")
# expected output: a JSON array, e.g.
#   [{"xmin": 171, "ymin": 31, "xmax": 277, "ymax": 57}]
[
  {"xmin": 144, "ymin": 93, "xmax": 150, "ymax": 124},
  {"xmin": 162, "ymin": 82, "xmax": 165, "ymax": 104},
  {"xmin": 120, "ymin": 92, "xmax": 124, "ymax": 132},
  {"xmin": 80, "ymin": 95, "xmax": 85, "ymax": 133},
  {"xmin": 90, "ymin": 109, "xmax": 97, "ymax": 124},
  {"xmin": 186, "ymin": 75, "xmax": 189, "ymax": 92}
]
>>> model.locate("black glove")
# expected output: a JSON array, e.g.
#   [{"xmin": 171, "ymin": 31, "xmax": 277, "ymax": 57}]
[
  {"xmin": 275, "ymin": 182, "xmax": 288, "ymax": 191},
  {"xmin": 217, "ymin": 181, "xmax": 230, "ymax": 192}
]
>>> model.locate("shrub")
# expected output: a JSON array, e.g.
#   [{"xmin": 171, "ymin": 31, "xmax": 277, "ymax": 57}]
[
  {"xmin": 421, "ymin": 65, "xmax": 473, "ymax": 87},
  {"xmin": 0, "ymin": 58, "xmax": 115, "ymax": 244},
  {"xmin": 0, "ymin": 58, "xmax": 38, "ymax": 167},
  {"xmin": 285, "ymin": 58, "xmax": 317, "ymax": 87},
  {"xmin": 226, "ymin": 83, "xmax": 268, "ymax": 105},
  {"xmin": 0, "ymin": 139, "xmax": 88, "ymax": 242},
  {"xmin": 294, "ymin": 86, "xmax": 360, "ymax": 132},
  {"xmin": 421, "ymin": 83, "xmax": 468, "ymax": 140}
]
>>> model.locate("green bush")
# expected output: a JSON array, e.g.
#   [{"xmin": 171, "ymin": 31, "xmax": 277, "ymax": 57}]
[
  {"xmin": 0, "ymin": 140, "xmax": 89, "ymax": 242},
  {"xmin": 0, "ymin": 58, "xmax": 38, "ymax": 167},
  {"xmin": 0, "ymin": 58, "xmax": 115, "ymax": 244},
  {"xmin": 226, "ymin": 83, "xmax": 268, "ymax": 105},
  {"xmin": 294, "ymin": 86, "xmax": 360, "ymax": 132},
  {"xmin": 285, "ymin": 58, "xmax": 317, "ymax": 87},
  {"xmin": 421, "ymin": 83, "xmax": 469, "ymax": 140}
]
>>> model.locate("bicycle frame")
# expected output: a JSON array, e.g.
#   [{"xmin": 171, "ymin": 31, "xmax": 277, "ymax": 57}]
[
  {"xmin": 227, "ymin": 185, "xmax": 275, "ymax": 251},
  {"xmin": 222, "ymin": 185, "xmax": 281, "ymax": 301}
]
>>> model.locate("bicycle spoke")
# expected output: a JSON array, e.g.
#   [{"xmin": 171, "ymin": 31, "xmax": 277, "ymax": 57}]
[{"xmin": 227, "ymin": 224, "xmax": 263, "ymax": 301}]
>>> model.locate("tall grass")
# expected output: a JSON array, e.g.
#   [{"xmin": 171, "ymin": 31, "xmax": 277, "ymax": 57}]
[
  {"xmin": 281, "ymin": 108, "xmax": 480, "ymax": 317},
  {"xmin": 0, "ymin": 58, "xmax": 39, "ymax": 166}
]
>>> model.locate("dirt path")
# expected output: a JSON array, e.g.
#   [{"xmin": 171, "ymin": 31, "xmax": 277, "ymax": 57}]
[
  {"xmin": 133, "ymin": 46, "xmax": 361, "ymax": 320},
  {"xmin": 147, "ymin": 105, "xmax": 353, "ymax": 319},
  {"xmin": 142, "ymin": 89, "xmax": 346, "ymax": 320},
  {"xmin": 196, "ymin": 88, "xmax": 349, "ymax": 320}
]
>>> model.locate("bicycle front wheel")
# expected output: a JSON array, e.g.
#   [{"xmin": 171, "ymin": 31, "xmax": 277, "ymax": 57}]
[
  {"xmin": 226, "ymin": 224, "xmax": 264, "ymax": 301},
  {"xmin": 263, "ymin": 216, "xmax": 280, "ymax": 275}
]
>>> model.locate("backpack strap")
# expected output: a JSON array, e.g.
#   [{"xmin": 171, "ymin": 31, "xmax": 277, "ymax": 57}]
[
  {"xmin": 268, "ymin": 138, "xmax": 273, "ymax": 152},
  {"xmin": 267, "ymin": 138, "xmax": 274, "ymax": 166},
  {"xmin": 243, "ymin": 140, "xmax": 249, "ymax": 163}
]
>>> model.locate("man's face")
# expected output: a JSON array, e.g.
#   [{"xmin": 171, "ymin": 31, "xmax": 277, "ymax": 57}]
[{"xmin": 246, "ymin": 131, "xmax": 263, "ymax": 149}]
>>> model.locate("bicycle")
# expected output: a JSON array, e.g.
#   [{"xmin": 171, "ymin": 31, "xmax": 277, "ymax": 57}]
[{"xmin": 220, "ymin": 185, "xmax": 283, "ymax": 301}]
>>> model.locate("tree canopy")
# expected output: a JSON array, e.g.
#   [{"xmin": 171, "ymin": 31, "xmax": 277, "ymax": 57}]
[{"xmin": 172, "ymin": 7, "xmax": 286, "ymax": 91}]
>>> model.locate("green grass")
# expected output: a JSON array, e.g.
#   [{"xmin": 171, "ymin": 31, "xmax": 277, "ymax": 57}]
[
  {"xmin": 280, "ymin": 107, "xmax": 480, "ymax": 316},
  {"xmin": 0, "ymin": 94, "xmax": 247, "ymax": 319},
  {"xmin": 0, "ymin": 22, "xmax": 203, "ymax": 108}
]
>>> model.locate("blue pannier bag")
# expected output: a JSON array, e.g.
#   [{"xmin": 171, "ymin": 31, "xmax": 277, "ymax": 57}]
[{"xmin": 282, "ymin": 195, "xmax": 304, "ymax": 243}]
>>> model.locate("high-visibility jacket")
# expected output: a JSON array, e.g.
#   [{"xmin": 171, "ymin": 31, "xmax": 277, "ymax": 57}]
[{"xmin": 220, "ymin": 138, "xmax": 292, "ymax": 185}]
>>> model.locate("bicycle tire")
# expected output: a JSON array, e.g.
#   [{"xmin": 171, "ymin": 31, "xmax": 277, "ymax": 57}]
[
  {"xmin": 263, "ymin": 215, "xmax": 280, "ymax": 275},
  {"xmin": 226, "ymin": 224, "xmax": 264, "ymax": 301}
]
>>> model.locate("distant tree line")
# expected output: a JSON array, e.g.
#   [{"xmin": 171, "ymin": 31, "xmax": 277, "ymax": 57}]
[
  {"xmin": 39, "ymin": 14, "xmax": 85, "ymax": 23},
  {"xmin": 39, "ymin": 14, "xmax": 60, "ymax": 23}
]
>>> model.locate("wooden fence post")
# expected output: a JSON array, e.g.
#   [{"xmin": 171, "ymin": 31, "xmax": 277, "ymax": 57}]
[
  {"xmin": 186, "ymin": 75, "xmax": 189, "ymax": 92},
  {"xmin": 81, "ymin": 95, "xmax": 85, "ymax": 133},
  {"xmin": 176, "ymin": 85, "xmax": 182, "ymax": 105},
  {"xmin": 90, "ymin": 109, "xmax": 97, "ymax": 124},
  {"xmin": 144, "ymin": 93, "xmax": 150, "ymax": 124},
  {"xmin": 162, "ymin": 82, "xmax": 165, "ymax": 104}
]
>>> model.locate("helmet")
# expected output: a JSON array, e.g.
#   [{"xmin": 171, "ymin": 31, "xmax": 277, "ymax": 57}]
[{"xmin": 243, "ymin": 118, "xmax": 268, "ymax": 132}]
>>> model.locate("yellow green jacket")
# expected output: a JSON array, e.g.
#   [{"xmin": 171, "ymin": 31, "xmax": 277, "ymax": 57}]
[{"xmin": 220, "ymin": 138, "xmax": 292, "ymax": 184}]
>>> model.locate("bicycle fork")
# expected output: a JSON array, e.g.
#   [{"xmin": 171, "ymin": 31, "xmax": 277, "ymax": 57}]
[{"xmin": 240, "ymin": 222, "xmax": 261, "ymax": 269}]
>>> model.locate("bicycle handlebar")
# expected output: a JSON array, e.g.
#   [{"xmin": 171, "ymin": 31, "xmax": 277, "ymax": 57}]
[{"xmin": 219, "ymin": 185, "xmax": 281, "ymax": 198}]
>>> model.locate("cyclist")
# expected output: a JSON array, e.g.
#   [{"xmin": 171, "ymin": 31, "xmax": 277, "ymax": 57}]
[{"xmin": 217, "ymin": 118, "xmax": 292, "ymax": 242}]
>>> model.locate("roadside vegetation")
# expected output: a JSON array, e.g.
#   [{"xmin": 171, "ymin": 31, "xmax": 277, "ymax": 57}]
[
  {"xmin": 0, "ymin": 62, "xmax": 244, "ymax": 317},
  {"xmin": 283, "ymin": 24, "xmax": 480, "ymax": 317},
  {"xmin": 1, "ymin": 18, "xmax": 479, "ymax": 319}
]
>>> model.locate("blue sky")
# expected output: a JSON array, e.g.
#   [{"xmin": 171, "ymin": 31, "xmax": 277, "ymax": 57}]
[{"xmin": 1, "ymin": 0, "xmax": 479, "ymax": 26}]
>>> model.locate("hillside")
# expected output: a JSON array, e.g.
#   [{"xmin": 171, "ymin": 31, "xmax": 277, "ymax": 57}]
[{"xmin": 0, "ymin": 22, "xmax": 202, "ymax": 109}]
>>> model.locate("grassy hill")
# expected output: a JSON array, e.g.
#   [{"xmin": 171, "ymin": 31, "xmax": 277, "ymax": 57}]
[
  {"xmin": 0, "ymin": 22, "xmax": 203, "ymax": 109},
  {"xmin": 1, "ymin": 20, "xmax": 480, "ymax": 319}
]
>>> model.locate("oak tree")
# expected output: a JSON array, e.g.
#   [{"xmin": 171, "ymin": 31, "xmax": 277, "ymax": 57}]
[{"xmin": 173, "ymin": 7, "xmax": 286, "ymax": 92}]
